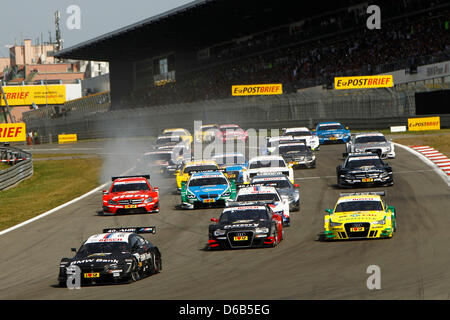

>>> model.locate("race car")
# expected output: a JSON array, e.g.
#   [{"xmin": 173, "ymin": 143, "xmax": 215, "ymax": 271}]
[
  {"xmin": 161, "ymin": 128, "xmax": 193, "ymax": 145},
  {"xmin": 153, "ymin": 135, "xmax": 186, "ymax": 151},
  {"xmin": 175, "ymin": 159, "xmax": 220, "ymax": 192},
  {"xmin": 194, "ymin": 124, "xmax": 218, "ymax": 143},
  {"xmin": 208, "ymin": 203, "xmax": 283, "ymax": 249},
  {"xmin": 180, "ymin": 171, "xmax": 236, "ymax": 209},
  {"xmin": 263, "ymin": 135, "xmax": 299, "ymax": 155},
  {"xmin": 216, "ymin": 124, "xmax": 248, "ymax": 143},
  {"xmin": 314, "ymin": 122, "xmax": 351, "ymax": 144},
  {"xmin": 336, "ymin": 153, "xmax": 394, "ymax": 188},
  {"xmin": 282, "ymin": 127, "xmax": 320, "ymax": 150},
  {"xmin": 138, "ymin": 147, "xmax": 190, "ymax": 177},
  {"xmin": 250, "ymin": 174, "xmax": 300, "ymax": 212},
  {"xmin": 275, "ymin": 142, "xmax": 316, "ymax": 169},
  {"xmin": 323, "ymin": 192, "xmax": 396, "ymax": 240},
  {"xmin": 58, "ymin": 226, "xmax": 161, "ymax": 286},
  {"xmin": 212, "ymin": 153, "xmax": 248, "ymax": 185},
  {"xmin": 102, "ymin": 175, "xmax": 159, "ymax": 215},
  {"xmin": 231, "ymin": 185, "xmax": 291, "ymax": 226},
  {"xmin": 345, "ymin": 132, "xmax": 395, "ymax": 159},
  {"xmin": 246, "ymin": 155, "xmax": 294, "ymax": 183}
]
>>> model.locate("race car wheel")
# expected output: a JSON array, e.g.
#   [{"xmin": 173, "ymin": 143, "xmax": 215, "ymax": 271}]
[
  {"xmin": 127, "ymin": 259, "xmax": 140, "ymax": 283},
  {"xmin": 150, "ymin": 253, "xmax": 161, "ymax": 275}
]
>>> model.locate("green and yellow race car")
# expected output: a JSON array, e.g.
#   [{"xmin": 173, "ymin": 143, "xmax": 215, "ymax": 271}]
[{"xmin": 323, "ymin": 191, "xmax": 396, "ymax": 240}]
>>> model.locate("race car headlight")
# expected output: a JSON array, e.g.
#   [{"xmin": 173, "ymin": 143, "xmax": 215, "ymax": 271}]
[
  {"xmin": 144, "ymin": 197, "xmax": 154, "ymax": 203},
  {"xmin": 187, "ymin": 193, "xmax": 196, "ymax": 199},
  {"xmin": 255, "ymin": 227, "xmax": 269, "ymax": 234},
  {"xmin": 214, "ymin": 229, "xmax": 226, "ymax": 236},
  {"xmin": 380, "ymin": 172, "xmax": 389, "ymax": 178},
  {"xmin": 372, "ymin": 219, "xmax": 386, "ymax": 225},
  {"xmin": 355, "ymin": 148, "xmax": 363, "ymax": 153},
  {"xmin": 108, "ymin": 199, "xmax": 118, "ymax": 205},
  {"xmin": 329, "ymin": 221, "xmax": 342, "ymax": 227},
  {"xmin": 222, "ymin": 189, "xmax": 231, "ymax": 197}
]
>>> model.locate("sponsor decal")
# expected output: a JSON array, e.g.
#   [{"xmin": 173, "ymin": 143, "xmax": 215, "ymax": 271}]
[
  {"xmin": 408, "ymin": 117, "xmax": 440, "ymax": 131},
  {"xmin": 0, "ymin": 123, "xmax": 26, "ymax": 142},
  {"xmin": 0, "ymin": 85, "xmax": 66, "ymax": 106},
  {"xmin": 334, "ymin": 75, "xmax": 393, "ymax": 89},
  {"xmin": 232, "ymin": 84, "xmax": 283, "ymax": 96},
  {"xmin": 58, "ymin": 134, "xmax": 77, "ymax": 144}
]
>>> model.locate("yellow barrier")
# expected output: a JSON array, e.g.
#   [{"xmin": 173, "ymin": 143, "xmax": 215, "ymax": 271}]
[
  {"xmin": 0, "ymin": 123, "xmax": 26, "ymax": 142},
  {"xmin": 408, "ymin": 117, "xmax": 440, "ymax": 131},
  {"xmin": 58, "ymin": 134, "xmax": 78, "ymax": 144}
]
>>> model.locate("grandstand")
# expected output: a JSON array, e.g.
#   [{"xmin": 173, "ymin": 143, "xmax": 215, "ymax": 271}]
[{"xmin": 56, "ymin": 0, "xmax": 450, "ymax": 109}]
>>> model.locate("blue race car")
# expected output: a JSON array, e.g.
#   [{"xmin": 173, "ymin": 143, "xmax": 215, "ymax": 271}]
[
  {"xmin": 180, "ymin": 171, "xmax": 237, "ymax": 209},
  {"xmin": 212, "ymin": 153, "xmax": 248, "ymax": 185},
  {"xmin": 314, "ymin": 122, "xmax": 350, "ymax": 144}
]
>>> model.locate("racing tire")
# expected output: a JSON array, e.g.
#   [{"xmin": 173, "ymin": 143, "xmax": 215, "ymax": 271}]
[
  {"xmin": 150, "ymin": 253, "xmax": 162, "ymax": 275},
  {"xmin": 127, "ymin": 259, "xmax": 140, "ymax": 283}
]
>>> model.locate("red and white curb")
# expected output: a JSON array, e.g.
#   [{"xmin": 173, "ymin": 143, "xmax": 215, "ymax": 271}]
[{"xmin": 409, "ymin": 145, "xmax": 450, "ymax": 176}]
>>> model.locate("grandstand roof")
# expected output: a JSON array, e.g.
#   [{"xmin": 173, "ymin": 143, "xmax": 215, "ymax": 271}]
[{"xmin": 56, "ymin": 0, "xmax": 360, "ymax": 61}]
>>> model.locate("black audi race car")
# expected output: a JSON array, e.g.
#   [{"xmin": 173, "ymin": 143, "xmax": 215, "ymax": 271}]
[
  {"xmin": 336, "ymin": 153, "xmax": 394, "ymax": 188},
  {"xmin": 275, "ymin": 142, "xmax": 316, "ymax": 169},
  {"xmin": 208, "ymin": 203, "xmax": 283, "ymax": 250},
  {"xmin": 58, "ymin": 227, "xmax": 161, "ymax": 287}
]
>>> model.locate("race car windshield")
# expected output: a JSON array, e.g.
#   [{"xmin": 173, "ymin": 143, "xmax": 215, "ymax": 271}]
[
  {"xmin": 111, "ymin": 182, "xmax": 150, "ymax": 192},
  {"xmin": 189, "ymin": 177, "xmax": 228, "ymax": 187},
  {"xmin": 249, "ymin": 160, "xmax": 286, "ymax": 169},
  {"xmin": 278, "ymin": 145, "xmax": 309, "ymax": 153},
  {"xmin": 184, "ymin": 165, "xmax": 218, "ymax": 174},
  {"xmin": 201, "ymin": 126, "xmax": 217, "ymax": 131},
  {"xmin": 156, "ymin": 137, "xmax": 180, "ymax": 145},
  {"xmin": 77, "ymin": 242, "xmax": 130, "ymax": 255},
  {"xmin": 214, "ymin": 156, "xmax": 245, "ymax": 165},
  {"xmin": 252, "ymin": 180, "xmax": 291, "ymax": 189},
  {"xmin": 346, "ymin": 159, "xmax": 383, "ymax": 169},
  {"xmin": 220, "ymin": 209, "xmax": 269, "ymax": 223},
  {"xmin": 237, "ymin": 193, "xmax": 280, "ymax": 202},
  {"xmin": 355, "ymin": 136, "xmax": 387, "ymax": 143},
  {"xmin": 288, "ymin": 131, "xmax": 311, "ymax": 136},
  {"xmin": 318, "ymin": 125, "xmax": 343, "ymax": 131},
  {"xmin": 335, "ymin": 201, "xmax": 383, "ymax": 212}
]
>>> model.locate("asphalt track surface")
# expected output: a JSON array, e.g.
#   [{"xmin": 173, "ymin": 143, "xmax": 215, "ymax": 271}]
[{"xmin": 1, "ymin": 140, "xmax": 450, "ymax": 299}]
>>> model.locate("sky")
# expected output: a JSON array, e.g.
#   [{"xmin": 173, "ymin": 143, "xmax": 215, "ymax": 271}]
[{"xmin": 0, "ymin": 0, "xmax": 194, "ymax": 57}]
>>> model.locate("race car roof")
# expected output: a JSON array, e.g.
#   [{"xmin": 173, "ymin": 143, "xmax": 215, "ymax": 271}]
[
  {"xmin": 251, "ymin": 175, "xmax": 289, "ymax": 181},
  {"xmin": 347, "ymin": 155, "xmax": 380, "ymax": 161},
  {"xmin": 249, "ymin": 155, "xmax": 284, "ymax": 162},
  {"xmin": 85, "ymin": 233, "xmax": 131, "ymax": 244},
  {"xmin": 185, "ymin": 160, "xmax": 218, "ymax": 166},
  {"xmin": 354, "ymin": 132, "xmax": 384, "ymax": 137},
  {"xmin": 284, "ymin": 127, "xmax": 309, "ymax": 132}
]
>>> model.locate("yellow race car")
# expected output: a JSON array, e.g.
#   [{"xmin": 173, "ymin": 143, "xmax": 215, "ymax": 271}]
[
  {"xmin": 175, "ymin": 160, "xmax": 220, "ymax": 192},
  {"xmin": 323, "ymin": 191, "xmax": 396, "ymax": 240},
  {"xmin": 162, "ymin": 128, "xmax": 193, "ymax": 146},
  {"xmin": 194, "ymin": 124, "xmax": 218, "ymax": 143}
]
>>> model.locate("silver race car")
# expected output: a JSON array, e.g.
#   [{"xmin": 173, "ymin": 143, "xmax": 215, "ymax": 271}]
[{"xmin": 344, "ymin": 132, "xmax": 395, "ymax": 159}]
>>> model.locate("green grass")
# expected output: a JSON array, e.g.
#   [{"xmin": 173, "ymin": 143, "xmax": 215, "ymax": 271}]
[
  {"xmin": 0, "ymin": 158, "xmax": 102, "ymax": 231},
  {"xmin": 393, "ymin": 134, "xmax": 450, "ymax": 157}
]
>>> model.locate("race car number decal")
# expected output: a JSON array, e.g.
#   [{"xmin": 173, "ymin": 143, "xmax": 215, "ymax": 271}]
[
  {"xmin": 84, "ymin": 273, "xmax": 100, "ymax": 278},
  {"xmin": 125, "ymin": 205, "xmax": 138, "ymax": 209},
  {"xmin": 350, "ymin": 227, "xmax": 365, "ymax": 232},
  {"xmin": 362, "ymin": 178, "xmax": 374, "ymax": 182},
  {"xmin": 203, "ymin": 199, "xmax": 215, "ymax": 203},
  {"xmin": 233, "ymin": 236, "xmax": 248, "ymax": 241}
]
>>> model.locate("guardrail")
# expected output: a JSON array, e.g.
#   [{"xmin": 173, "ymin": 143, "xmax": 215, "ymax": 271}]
[{"xmin": 0, "ymin": 146, "xmax": 33, "ymax": 190}]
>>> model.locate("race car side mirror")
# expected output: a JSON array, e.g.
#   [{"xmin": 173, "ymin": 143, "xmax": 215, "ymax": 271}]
[
  {"xmin": 210, "ymin": 218, "xmax": 219, "ymax": 223},
  {"xmin": 294, "ymin": 184, "xmax": 300, "ymax": 188},
  {"xmin": 154, "ymin": 187, "xmax": 159, "ymax": 191},
  {"xmin": 325, "ymin": 209, "xmax": 333, "ymax": 214},
  {"xmin": 102, "ymin": 190, "xmax": 108, "ymax": 194},
  {"xmin": 71, "ymin": 248, "xmax": 77, "ymax": 252}
]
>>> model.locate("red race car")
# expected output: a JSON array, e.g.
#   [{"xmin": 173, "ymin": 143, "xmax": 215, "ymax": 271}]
[
  {"xmin": 216, "ymin": 124, "xmax": 248, "ymax": 143},
  {"xmin": 102, "ymin": 175, "xmax": 159, "ymax": 215}
]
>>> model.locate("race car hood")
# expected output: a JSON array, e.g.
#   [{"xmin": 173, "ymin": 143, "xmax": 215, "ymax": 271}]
[
  {"xmin": 248, "ymin": 167, "xmax": 290, "ymax": 175},
  {"xmin": 188, "ymin": 184, "xmax": 229, "ymax": 197},
  {"xmin": 330, "ymin": 211, "xmax": 386, "ymax": 223},
  {"xmin": 318, "ymin": 129, "xmax": 349, "ymax": 136},
  {"xmin": 220, "ymin": 219, "xmax": 271, "ymax": 230},
  {"xmin": 346, "ymin": 166, "xmax": 385, "ymax": 174},
  {"xmin": 281, "ymin": 150, "xmax": 312, "ymax": 160},
  {"xmin": 107, "ymin": 191, "xmax": 154, "ymax": 201},
  {"xmin": 222, "ymin": 164, "xmax": 246, "ymax": 171},
  {"xmin": 68, "ymin": 252, "xmax": 132, "ymax": 267}
]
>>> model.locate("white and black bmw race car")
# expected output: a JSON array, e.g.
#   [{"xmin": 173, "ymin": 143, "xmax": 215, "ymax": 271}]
[
  {"xmin": 58, "ymin": 227, "xmax": 161, "ymax": 286},
  {"xmin": 231, "ymin": 185, "xmax": 291, "ymax": 226},
  {"xmin": 345, "ymin": 132, "xmax": 395, "ymax": 159}
]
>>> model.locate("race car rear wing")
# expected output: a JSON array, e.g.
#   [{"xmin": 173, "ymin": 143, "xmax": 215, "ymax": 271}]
[
  {"xmin": 102, "ymin": 226, "xmax": 156, "ymax": 234},
  {"xmin": 339, "ymin": 191, "xmax": 386, "ymax": 197},
  {"xmin": 111, "ymin": 175, "xmax": 150, "ymax": 181}
]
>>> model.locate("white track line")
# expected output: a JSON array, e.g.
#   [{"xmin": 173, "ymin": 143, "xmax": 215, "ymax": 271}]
[
  {"xmin": 393, "ymin": 143, "xmax": 450, "ymax": 188},
  {"xmin": 0, "ymin": 166, "xmax": 136, "ymax": 237}
]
